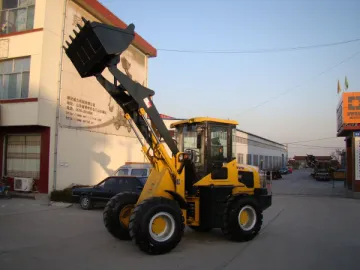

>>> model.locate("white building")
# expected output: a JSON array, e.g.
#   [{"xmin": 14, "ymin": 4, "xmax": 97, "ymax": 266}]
[{"xmin": 0, "ymin": 0, "xmax": 156, "ymax": 193}]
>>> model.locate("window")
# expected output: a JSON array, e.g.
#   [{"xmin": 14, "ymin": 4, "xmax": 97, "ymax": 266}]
[
  {"xmin": 237, "ymin": 153, "xmax": 244, "ymax": 164},
  {"xmin": 210, "ymin": 126, "xmax": 228, "ymax": 161},
  {"xmin": 259, "ymin": 155, "xmax": 264, "ymax": 169},
  {"xmin": 130, "ymin": 168, "xmax": 147, "ymax": 177},
  {"xmin": 0, "ymin": 0, "xmax": 35, "ymax": 35},
  {"xmin": 253, "ymin": 155, "xmax": 259, "ymax": 166},
  {"xmin": 269, "ymin": 156, "xmax": 273, "ymax": 168},
  {"xmin": 5, "ymin": 134, "xmax": 40, "ymax": 179},
  {"xmin": 103, "ymin": 177, "xmax": 117, "ymax": 190},
  {"xmin": 0, "ymin": 57, "xmax": 30, "ymax": 99},
  {"xmin": 247, "ymin": 154, "xmax": 252, "ymax": 165},
  {"xmin": 137, "ymin": 177, "xmax": 147, "ymax": 186},
  {"xmin": 115, "ymin": 168, "xmax": 128, "ymax": 176},
  {"xmin": 265, "ymin": 156, "xmax": 268, "ymax": 169}
]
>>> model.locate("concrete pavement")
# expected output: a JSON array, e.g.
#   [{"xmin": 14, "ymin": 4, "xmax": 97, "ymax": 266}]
[{"xmin": 0, "ymin": 169, "xmax": 359, "ymax": 270}]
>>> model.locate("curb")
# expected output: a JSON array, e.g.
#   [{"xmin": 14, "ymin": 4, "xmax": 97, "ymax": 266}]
[{"xmin": 48, "ymin": 201, "xmax": 73, "ymax": 208}]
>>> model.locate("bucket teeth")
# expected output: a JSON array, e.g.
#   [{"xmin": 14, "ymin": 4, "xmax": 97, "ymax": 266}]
[
  {"xmin": 73, "ymin": 29, "xmax": 79, "ymax": 36},
  {"xmin": 76, "ymin": 23, "xmax": 83, "ymax": 30},
  {"xmin": 62, "ymin": 45, "xmax": 67, "ymax": 51},
  {"xmin": 66, "ymin": 41, "xmax": 71, "ymax": 47},
  {"xmin": 81, "ymin": 16, "xmax": 88, "ymax": 24},
  {"xmin": 70, "ymin": 35, "xmax": 74, "ymax": 41}
]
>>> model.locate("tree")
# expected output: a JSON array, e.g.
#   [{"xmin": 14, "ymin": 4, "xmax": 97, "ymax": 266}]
[{"xmin": 330, "ymin": 149, "xmax": 345, "ymax": 163}]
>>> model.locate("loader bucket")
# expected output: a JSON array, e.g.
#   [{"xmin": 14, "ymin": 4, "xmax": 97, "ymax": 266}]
[{"xmin": 63, "ymin": 17, "xmax": 135, "ymax": 78}]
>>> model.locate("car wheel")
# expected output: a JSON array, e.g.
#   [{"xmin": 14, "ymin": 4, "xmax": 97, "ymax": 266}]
[{"xmin": 80, "ymin": 195, "xmax": 92, "ymax": 210}]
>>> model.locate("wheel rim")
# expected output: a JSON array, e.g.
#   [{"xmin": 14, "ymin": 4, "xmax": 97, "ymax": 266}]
[
  {"xmin": 81, "ymin": 197, "xmax": 89, "ymax": 208},
  {"xmin": 119, "ymin": 205, "xmax": 133, "ymax": 227},
  {"xmin": 238, "ymin": 205, "xmax": 257, "ymax": 231},
  {"xmin": 149, "ymin": 212, "xmax": 175, "ymax": 242}
]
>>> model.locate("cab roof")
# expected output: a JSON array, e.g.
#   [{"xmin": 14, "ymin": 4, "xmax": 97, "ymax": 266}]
[{"xmin": 170, "ymin": 117, "xmax": 238, "ymax": 128}]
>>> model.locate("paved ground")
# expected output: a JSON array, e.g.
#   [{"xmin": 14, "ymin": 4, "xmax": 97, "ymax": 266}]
[{"xmin": 1, "ymin": 169, "xmax": 360, "ymax": 270}]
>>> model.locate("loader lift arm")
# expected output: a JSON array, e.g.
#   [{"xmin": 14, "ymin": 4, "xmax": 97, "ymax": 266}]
[{"xmin": 63, "ymin": 17, "xmax": 179, "ymax": 171}]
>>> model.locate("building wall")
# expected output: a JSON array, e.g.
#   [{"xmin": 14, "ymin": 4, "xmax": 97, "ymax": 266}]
[
  {"xmin": 234, "ymin": 130, "xmax": 287, "ymax": 169},
  {"xmin": 52, "ymin": 0, "xmax": 149, "ymax": 190},
  {"xmin": 0, "ymin": 0, "xmax": 152, "ymax": 192}
]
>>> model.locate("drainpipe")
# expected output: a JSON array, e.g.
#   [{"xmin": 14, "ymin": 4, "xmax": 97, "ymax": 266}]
[
  {"xmin": 143, "ymin": 54, "xmax": 149, "ymax": 162},
  {"xmin": 53, "ymin": 0, "xmax": 68, "ymax": 191}
]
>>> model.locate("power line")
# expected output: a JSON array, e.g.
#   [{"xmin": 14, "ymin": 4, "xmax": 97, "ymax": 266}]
[
  {"xmin": 158, "ymin": 38, "xmax": 360, "ymax": 54},
  {"xmin": 282, "ymin": 136, "xmax": 338, "ymax": 144},
  {"xmin": 288, "ymin": 143, "xmax": 343, "ymax": 149},
  {"xmin": 234, "ymin": 49, "xmax": 360, "ymax": 116}
]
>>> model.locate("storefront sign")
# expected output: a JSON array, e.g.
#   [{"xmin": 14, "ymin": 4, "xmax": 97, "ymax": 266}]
[
  {"xmin": 336, "ymin": 92, "xmax": 360, "ymax": 136},
  {"xmin": 355, "ymin": 137, "xmax": 360, "ymax": 181}
]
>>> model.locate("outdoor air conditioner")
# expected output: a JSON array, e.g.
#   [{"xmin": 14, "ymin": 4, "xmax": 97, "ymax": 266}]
[{"xmin": 13, "ymin": 177, "xmax": 34, "ymax": 192}]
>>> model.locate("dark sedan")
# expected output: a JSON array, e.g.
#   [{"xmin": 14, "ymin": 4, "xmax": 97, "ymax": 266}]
[{"xmin": 72, "ymin": 176, "xmax": 147, "ymax": 210}]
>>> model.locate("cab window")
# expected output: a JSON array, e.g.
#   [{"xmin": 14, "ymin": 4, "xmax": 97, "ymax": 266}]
[{"xmin": 238, "ymin": 171, "xmax": 254, "ymax": 188}]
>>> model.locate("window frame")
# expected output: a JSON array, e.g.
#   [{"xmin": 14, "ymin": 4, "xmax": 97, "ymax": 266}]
[
  {"xmin": 0, "ymin": 56, "xmax": 31, "ymax": 99},
  {"xmin": 3, "ymin": 133, "xmax": 41, "ymax": 179},
  {"xmin": 0, "ymin": 0, "xmax": 36, "ymax": 35}
]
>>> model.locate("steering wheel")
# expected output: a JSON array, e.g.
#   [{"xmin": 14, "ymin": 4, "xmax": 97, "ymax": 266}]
[{"xmin": 184, "ymin": 149, "xmax": 200, "ymax": 163}]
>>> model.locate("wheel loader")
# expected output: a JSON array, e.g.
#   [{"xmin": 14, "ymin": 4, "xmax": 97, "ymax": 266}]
[{"xmin": 63, "ymin": 18, "xmax": 272, "ymax": 255}]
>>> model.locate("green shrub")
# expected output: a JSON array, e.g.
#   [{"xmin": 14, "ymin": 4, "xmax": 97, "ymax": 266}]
[
  {"xmin": 50, "ymin": 188, "xmax": 73, "ymax": 203},
  {"xmin": 50, "ymin": 185, "xmax": 91, "ymax": 203}
]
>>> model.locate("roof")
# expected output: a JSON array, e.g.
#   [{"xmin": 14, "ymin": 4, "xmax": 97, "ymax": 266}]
[
  {"xmin": 293, "ymin": 155, "xmax": 333, "ymax": 161},
  {"xmin": 170, "ymin": 117, "xmax": 238, "ymax": 128},
  {"xmin": 236, "ymin": 128, "xmax": 286, "ymax": 148},
  {"xmin": 79, "ymin": 0, "xmax": 157, "ymax": 57}
]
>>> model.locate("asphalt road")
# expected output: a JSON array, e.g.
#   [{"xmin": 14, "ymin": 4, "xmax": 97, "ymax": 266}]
[{"xmin": 1, "ymin": 169, "xmax": 360, "ymax": 270}]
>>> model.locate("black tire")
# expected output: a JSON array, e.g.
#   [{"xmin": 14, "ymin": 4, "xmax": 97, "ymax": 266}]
[
  {"xmin": 189, "ymin": 225, "xmax": 212, "ymax": 232},
  {"xmin": 80, "ymin": 195, "xmax": 92, "ymax": 210},
  {"xmin": 222, "ymin": 196, "xmax": 263, "ymax": 242},
  {"xmin": 129, "ymin": 197, "xmax": 185, "ymax": 255},
  {"xmin": 103, "ymin": 192, "xmax": 139, "ymax": 240}
]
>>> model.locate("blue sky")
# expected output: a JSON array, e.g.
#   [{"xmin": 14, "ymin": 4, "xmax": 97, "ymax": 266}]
[{"xmin": 99, "ymin": 0, "xmax": 360, "ymax": 156}]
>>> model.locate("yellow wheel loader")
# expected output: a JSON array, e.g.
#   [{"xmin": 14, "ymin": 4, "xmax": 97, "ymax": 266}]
[{"xmin": 63, "ymin": 18, "xmax": 272, "ymax": 255}]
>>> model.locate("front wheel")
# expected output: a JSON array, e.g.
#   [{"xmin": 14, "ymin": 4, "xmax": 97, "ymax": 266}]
[
  {"xmin": 129, "ymin": 197, "xmax": 185, "ymax": 255},
  {"xmin": 222, "ymin": 196, "xmax": 263, "ymax": 242}
]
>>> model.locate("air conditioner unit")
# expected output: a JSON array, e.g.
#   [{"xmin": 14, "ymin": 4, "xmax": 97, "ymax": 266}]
[{"xmin": 13, "ymin": 177, "xmax": 34, "ymax": 192}]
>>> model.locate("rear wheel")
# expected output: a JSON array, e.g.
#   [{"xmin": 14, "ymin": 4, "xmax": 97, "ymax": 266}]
[
  {"xmin": 222, "ymin": 196, "xmax": 263, "ymax": 242},
  {"xmin": 129, "ymin": 197, "xmax": 184, "ymax": 255},
  {"xmin": 103, "ymin": 192, "xmax": 139, "ymax": 240}
]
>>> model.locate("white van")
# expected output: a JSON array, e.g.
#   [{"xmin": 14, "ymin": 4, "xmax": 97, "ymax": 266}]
[{"xmin": 114, "ymin": 162, "xmax": 152, "ymax": 177}]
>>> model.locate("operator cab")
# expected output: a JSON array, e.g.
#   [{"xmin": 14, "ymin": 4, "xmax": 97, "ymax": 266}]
[{"xmin": 171, "ymin": 117, "xmax": 238, "ymax": 185}]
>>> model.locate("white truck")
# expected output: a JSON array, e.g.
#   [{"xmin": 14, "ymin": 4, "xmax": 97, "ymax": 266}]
[{"xmin": 113, "ymin": 162, "xmax": 152, "ymax": 177}]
